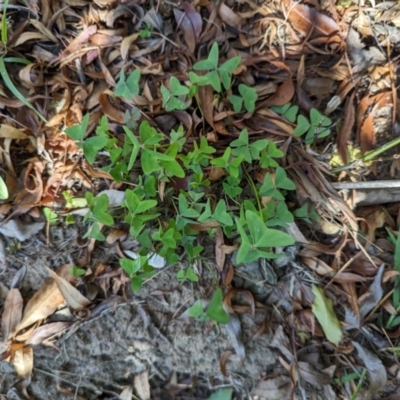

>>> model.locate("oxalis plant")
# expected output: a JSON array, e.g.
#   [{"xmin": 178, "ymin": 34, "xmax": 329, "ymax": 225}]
[{"xmin": 64, "ymin": 45, "xmax": 312, "ymax": 325}]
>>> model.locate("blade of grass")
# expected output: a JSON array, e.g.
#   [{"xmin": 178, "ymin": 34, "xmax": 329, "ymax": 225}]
[
  {"xmin": 3, "ymin": 57, "xmax": 31, "ymax": 65},
  {"xmin": 0, "ymin": 57, "xmax": 48, "ymax": 123}
]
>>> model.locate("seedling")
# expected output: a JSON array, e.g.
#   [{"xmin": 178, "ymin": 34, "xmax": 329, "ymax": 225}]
[
  {"xmin": 229, "ymin": 84, "xmax": 258, "ymax": 113},
  {"xmin": 271, "ymin": 102, "xmax": 299, "ymax": 122},
  {"xmin": 293, "ymin": 108, "xmax": 333, "ymax": 144},
  {"xmin": 187, "ymin": 288, "xmax": 229, "ymax": 324},
  {"xmin": 43, "ymin": 207, "xmax": 58, "ymax": 226},
  {"xmin": 177, "ymin": 266, "xmax": 199, "ymax": 282},
  {"xmin": 161, "ymin": 76, "xmax": 189, "ymax": 111},
  {"xmin": 115, "ymin": 69, "xmax": 141, "ymax": 99},
  {"xmin": 189, "ymin": 42, "xmax": 241, "ymax": 92},
  {"xmin": 65, "ymin": 114, "xmax": 107, "ymax": 164},
  {"xmin": 139, "ymin": 22, "xmax": 152, "ymax": 38}
]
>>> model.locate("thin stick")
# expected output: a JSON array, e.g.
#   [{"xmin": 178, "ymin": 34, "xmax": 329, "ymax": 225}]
[{"xmin": 331, "ymin": 180, "xmax": 400, "ymax": 190}]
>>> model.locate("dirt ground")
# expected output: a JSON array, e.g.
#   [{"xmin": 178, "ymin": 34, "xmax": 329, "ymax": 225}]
[{"xmin": 0, "ymin": 225, "xmax": 282, "ymax": 399}]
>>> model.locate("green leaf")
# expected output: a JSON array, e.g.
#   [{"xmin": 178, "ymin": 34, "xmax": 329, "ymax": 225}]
[
  {"xmin": 66, "ymin": 113, "xmax": 89, "ymax": 141},
  {"xmin": 115, "ymin": 69, "xmax": 140, "ymax": 99},
  {"xmin": 0, "ymin": 175, "xmax": 8, "ymax": 200},
  {"xmin": 193, "ymin": 59, "xmax": 215, "ymax": 71},
  {"xmin": 275, "ymin": 167, "xmax": 296, "ymax": 190},
  {"xmin": 160, "ymin": 159, "xmax": 185, "ymax": 177},
  {"xmin": 170, "ymin": 76, "xmax": 189, "ymax": 96},
  {"xmin": 246, "ymin": 210, "xmax": 294, "ymax": 248},
  {"xmin": 293, "ymin": 115, "xmax": 310, "ymax": 137},
  {"xmin": 311, "ymin": 285, "xmax": 343, "ymax": 345},
  {"xmin": 164, "ymin": 96, "xmax": 187, "ymax": 112},
  {"xmin": 229, "ymin": 94, "xmax": 242, "ymax": 112},
  {"xmin": 271, "ymin": 103, "xmax": 291, "ymax": 115},
  {"xmin": 214, "ymin": 199, "xmax": 233, "ymax": 226},
  {"xmin": 186, "ymin": 266, "xmax": 199, "ymax": 282},
  {"xmin": 87, "ymin": 222, "xmax": 105, "ymax": 241},
  {"xmin": 230, "ymin": 129, "xmax": 248, "ymax": 147},
  {"xmin": 69, "ymin": 266, "xmax": 86, "ymax": 277},
  {"xmin": 207, "ymin": 388, "xmax": 233, "ymax": 400},
  {"xmin": 92, "ymin": 194, "xmax": 114, "ymax": 225},
  {"xmin": 238, "ymin": 84, "xmax": 257, "ymax": 112},
  {"xmin": 135, "ymin": 199, "xmax": 157, "ymax": 214},
  {"xmin": 208, "ymin": 42, "xmax": 219, "ymax": 69},
  {"xmin": 1, "ymin": 0, "xmax": 9, "ymax": 45},
  {"xmin": 187, "ymin": 300, "xmax": 204, "ymax": 317},
  {"xmin": 83, "ymin": 136, "xmax": 108, "ymax": 164},
  {"xmin": 206, "ymin": 70, "xmax": 221, "ymax": 92},
  {"xmin": 141, "ymin": 148, "xmax": 161, "ymax": 174},
  {"xmin": 120, "ymin": 258, "xmax": 142, "ymax": 276},
  {"xmin": 43, "ymin": 207, "xmax": 58, "ymax": 225},
  {"xmin": 219, "ymin": 56, "xmax": 241, "ymax": 73},
  {"xmin": 206, "ymin": 288, "xmax": 229, "ymax": 324},
  {"xmin": 219, "ymin": 71, "xmax": 231, "ymax": 91},
  {"xmin": 284, "ymin": 105, "xmax": 299, "ymax": 122}
]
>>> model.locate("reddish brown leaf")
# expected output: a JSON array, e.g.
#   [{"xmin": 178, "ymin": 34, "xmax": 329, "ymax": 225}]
[
  {"xmin": 198, "ymin": 85, "xmax": 214, "ymax": 128},
  {"xmin": 337, "ymin": 91, "xmax": 355, "ymax": 164},
  {"xmin": 265, "ymin": 78, "xmax": 295, "ymax": 106},
  {"xmin": 283, "ymin": 0, "xmax": 340, "ymax": 37},
  {"xmin": 219, "ymin": 350, "xmax": 233, "ymax": 377}
]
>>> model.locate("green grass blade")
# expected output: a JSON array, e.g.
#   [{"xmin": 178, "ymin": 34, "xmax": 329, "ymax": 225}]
[
  {"xmin": 1, "ymin": 0, "xmax": 9, "ymax": 45},
  {"xmin": 0, "ymin": 57, "xmax": 48, "ymax": 123}
]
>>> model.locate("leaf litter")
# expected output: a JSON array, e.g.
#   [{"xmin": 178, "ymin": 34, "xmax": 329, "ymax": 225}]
[{"xmin": 0, "ymin": 0, "xmax": 400, "ymax": 399}]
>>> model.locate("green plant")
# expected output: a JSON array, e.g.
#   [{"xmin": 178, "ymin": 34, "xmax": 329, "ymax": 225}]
[
  {"xmin": 65, "ymin": 114, "xmax": 107, "ymax": 164},
  {"xmin": 139, "ymin": 22, "xmax": 152, "ymax": 38},
  {"xmin": 43, "ymin": 207, "xmax": 58, "ymax": 226},
  {"xmin": 229, "ymin": 84, "xmax": 258, "ymax": 113},
  {"xmin": 161, "ymin": 76, "xmax": 189, "ymax": 111},
  {"xmin": 189, "ymin": 42, "xmax": 241, "ymax": 92},
  {"xmin": 0, "ymin": 175, "xmax": 8, "ymax": 199},
  {"xmin": 177, "ymin": 265, "xmax": 198, "ymax": 282},
  {"xmin": 115, "ymin": 69, "xmax": 141, "ymax": 99},
  {"xmin": 272, "ymin": 104, "xmax": 332, "ymax": 144},
  {"xmin": 187, "ymin": 288, "xmax": 229, "ymax": 324}
]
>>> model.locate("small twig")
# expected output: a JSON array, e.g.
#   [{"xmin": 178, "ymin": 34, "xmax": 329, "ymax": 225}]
[{"xmin": 331, "ymin": 180, "xmax": 400, "ymax": 190}]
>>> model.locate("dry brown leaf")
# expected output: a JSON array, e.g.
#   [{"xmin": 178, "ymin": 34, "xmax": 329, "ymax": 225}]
[
  {"xmin": 198, "ymin": 85, "xmax": 214, "ymax": 128},
  {"xmin": 0, "ymin": 125, "xmax": 29, "ymax": 139},
  {"xmin": 12, "ymin": 345, "xmax": 33, "ymax": 378},
  {"xmin": 46, "ymin": 268, "xmax": 91, "ymax": 311},
  {"xmin": 174, "ymin": 5, "xmax": 201, "ymax": 53},
  {"xmin": 219, "ymin": 350, "xmax": 233, "ymax": 376},
  {"xmin": 13, "ymin": 32, "xmax": 49, "ymax": 47},
  {"xmin": 15, "ymin": 266, "xmax": 71, "ymax": 332},
  {"xmin": 1, "ymin": 289, "xmax": 23, "ymax": 341},
  {"xmin": 265, "ymin": 78, "xmax": 295, "ymax": 106},
  {"xmin": 283, "ymin": 0, "xmax": 340, "ymax": 37},
  {"xmin": 120, "ymin": 33, "xmax": 140, "ymax": 61},
  {"xmin": 218, "ymin": 3, "xmax": 243, "ymax": 28},
  {"xmin": 215, "ymin": 227, "xmax": 225, "ymax": 271},
  {"xmin": 337, "ymin": 91, "xmax": 355, "ymax": 164}
]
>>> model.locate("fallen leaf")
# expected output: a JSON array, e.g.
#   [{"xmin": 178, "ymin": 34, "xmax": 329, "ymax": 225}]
[
  {"xmin": 353, "ymin": 341, "xmax": 387, "ymax": 399},
  {"xmin": 46, "ymin": 268, "xmax": 91, "ymax": 311},
  {"xmin": 359, "ymin": 264, "xmax": 384, "ymax": 320},
  {"xmin": 252, "ymin": 376, "xmax": 291, "ymax": 399},
  {"xmin": 134, "ymin": 370, "xmax": 150, "ymax": 400},
  {"xmin": 337, "ymin": 91, "xmax": 355, "ymax": 164},
  {"xmin": 1, "ymin": 288, "xmax": 23, "ymax": 341},
  {"xmin": 0, "ymin": 220, "xmax": 45, "ymax": 241},
  {"xmin": 12, "ymin": 345, "xmax": 33, "ymax": 378},
  {"xmin": 298, "ymin": 361, "xmax": 332, "ymax": 386},
  {"xmin": 224, "ymin": 313, "xmax": 245, "ymax": 361},
  {"xmin": 264, "ymin": 77, "xmax": 295, "ymax": 106},
  {"xmin": 311, "ymin": 285, "xmax": 342, "ymax": 345},
  {"xmin": 25, "ymin": 322, "xmax": 71, "ymax": 345},
  {"xmin": 215, "ymin": 227, "xmax": 225, "ymax": 271}
]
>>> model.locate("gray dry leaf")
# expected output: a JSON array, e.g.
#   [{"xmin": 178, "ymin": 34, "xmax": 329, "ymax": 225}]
[
  {"xmin": 252, "ymin": 376, "xmax": 291, "ymax": 399},
  {"xmin": 270, "ymin": 325, "xmax": 293, "ymax": 362},
  {"xmin": 134, "ymin": 370, "xmax": 150, "ymax": 400},
  {"xmin": 224, "ymin": 312, "xmax": 245, "ymax": 361},
  {"xmin": 0, "ymin": 220, "xmax": 45, "ymax": 241},
  {"xmin": 298, "ymin": 361, "xmax": 332, "ymax": 387},
  {"xmin": 1, "ymin": 288, "xmax": 23, "ymax": 341},
  {"xmin": 346, "ymin": 29, "xmax": 386, "ymax": 73},
  {"xmin": 353, "ymin": 341, "xmax": 387, "ymax": 400},
  {"xmin": 359, "ymin": 264, "xmax": 384, "ymax": 319}
]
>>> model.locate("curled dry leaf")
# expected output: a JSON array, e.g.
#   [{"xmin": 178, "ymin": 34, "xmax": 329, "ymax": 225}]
[
  {"xmin": 46, "ymin": 268, "xmax": 91, "ymax": 311},
  {"xmin": 219, "ymin": 350, "xmax": 233, "ymax": 377}
]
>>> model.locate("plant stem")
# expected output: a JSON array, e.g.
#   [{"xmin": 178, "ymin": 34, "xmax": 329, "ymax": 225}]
[{"xmin": 243, "ymin": 167, "xmax": 263, "ymax": 218}]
